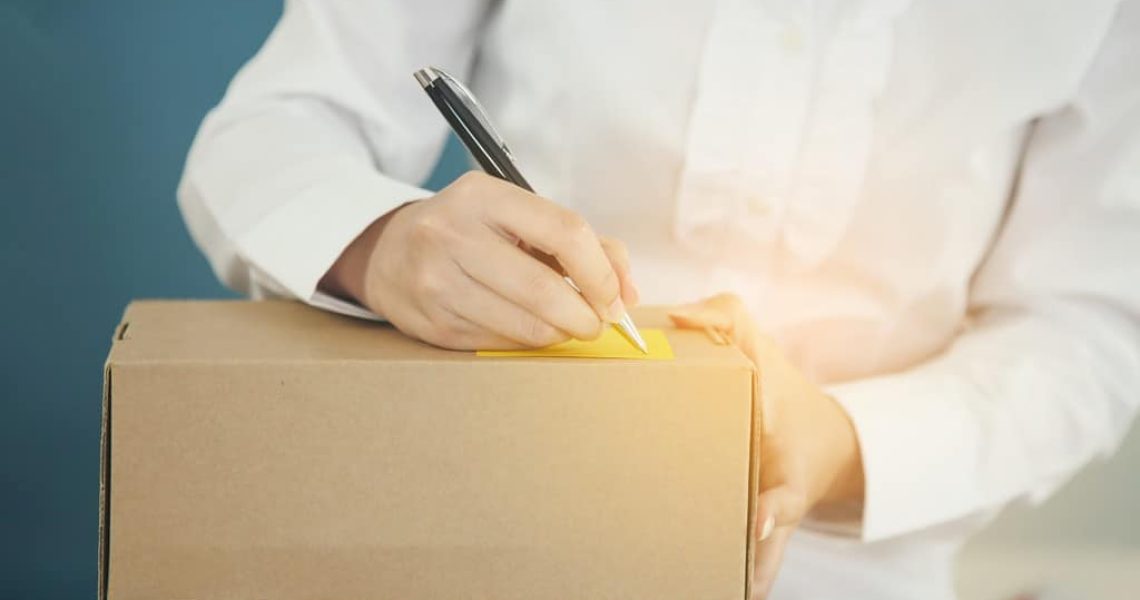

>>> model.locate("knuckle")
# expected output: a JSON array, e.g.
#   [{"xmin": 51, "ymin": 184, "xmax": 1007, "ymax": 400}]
[
  {"xmin": 525, "ymin": 273, "xmax": 562, "ymax": 308},
  {"xmin": 521, "ymin": 317, "xmax": 560, "ymax": 346},
  {"xmin": 451, "ymin": 170, "xmax": 484, "ymax": 196},
  {"xmin": 413, "ymin": 271, "xmax": 446, "ymax": 300},
  {"xmin": 556, "ymin": 210, "xmax": 592, "ymax": 245},
  {"xmin": 408, "ymin": 215, "xmax": 443, "ymax": 245},
  {"xmin": 409, "ymin": 212, "xmax": 463, "ymax": 251},
  {"xmin": 557, "ymin": 208, "xmax": 588, "ymax": 231},
  {"xmin": 603, "ymin": 236, "xmax": 628, "ymax": 259}
]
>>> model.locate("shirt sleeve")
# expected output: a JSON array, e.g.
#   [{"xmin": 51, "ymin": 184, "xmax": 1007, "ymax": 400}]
[
  {"xmin": 826, "ymin": 3, "xmax": 1140, "ymax": 542},
  {"xmin": 177, "ymin": 0, "xmax": 491, "ymax": 316}
]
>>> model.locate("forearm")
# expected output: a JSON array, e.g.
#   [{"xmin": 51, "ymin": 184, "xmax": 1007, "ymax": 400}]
[
  {"xmin": 814, "ymin": 395, "xmax": 865, "ymax": 508},
  {"xmin": 179, "ymin": 105, "xmax": 430, "ymax": 304},
  {"xmin": 179, "ymin": 0, "xmax": 486, "ymax": 305},
  {"xmin": 752, "ymin": 332, "xmax": 864, "ymax": 509},
  {"xmin": 828, "ymin": 301, "xmax": 1140, "ymax": 541}
]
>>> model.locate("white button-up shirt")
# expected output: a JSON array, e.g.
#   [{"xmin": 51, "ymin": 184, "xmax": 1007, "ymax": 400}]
[{"xmin": 179, "ymin": 1, "xmax": 1140, "ymax": 597}]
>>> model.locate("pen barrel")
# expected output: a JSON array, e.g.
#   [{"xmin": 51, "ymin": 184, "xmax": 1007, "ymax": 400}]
[
  {"xmin": 426, "ymin": 79, "xmax": 534, "ymax": 192},
  {"xmin": 420, "ymin": 74, "xmax": 555, "ymax": 271}
]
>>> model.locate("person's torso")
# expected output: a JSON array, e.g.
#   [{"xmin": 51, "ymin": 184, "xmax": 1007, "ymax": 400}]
[
  {"xmin": 467, "ymin": 1, "xmax": 1120, "ymax": 596},
  {"xmin": 472, "ymin": 0, "xmax": 1116, "ymax": 382}
]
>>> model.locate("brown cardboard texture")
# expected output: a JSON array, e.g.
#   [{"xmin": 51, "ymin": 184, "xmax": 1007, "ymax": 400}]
[{"xmin": 100, "ymin": 300, "xmax": 760, "ymax": 599}]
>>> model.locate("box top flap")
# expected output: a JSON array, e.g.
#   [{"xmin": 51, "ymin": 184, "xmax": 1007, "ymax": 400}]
[{"xmin": 108, "ymin": 300, "xmax": 753, "ymax": 369}]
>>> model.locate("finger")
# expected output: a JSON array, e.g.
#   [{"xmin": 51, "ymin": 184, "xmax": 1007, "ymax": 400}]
[
  {"xmin": 454, "ymin": 237, "xmax": 603, "ymax": 340},
  {"xmin": 440, "ymin": 266, "xmax": 572, "ymax": 348},
  {"xmin": 754, "ymin": 434, "xmax": 808, "ymax": 538},
  {"xmin": 380, "ymin": 299, "xmax": 519, "ymax": 351},
  {"xmin": 668, "ymin": 293, "xmax": 761, "ymax": 358},
  {"xmin": 667, "ymin": 292, "xmax": 748, "ymax": 329},
  {"xmin": 752, "ymin": 524, "xmax": 792, "ymax": 599},
  {"xmin": 755, "ymin": 485, "xmax": 808, "ymax": 536},
  {"xmin": 440, "ymin": 322, "xmax": 529, "ymax": 351},
  {"xmin": 600, "ymin": 236, "xmax": 639, "ymax": 306},
  {"xmin": 485, "ymin": 186, "xmax": 624, "ymax": 322},
  {"xmin": 752, "ymin": 483, "xmax": 806, "ymax": 598},
  {"xmin": 418, "ymin": 304, "xmax": 533, "ymax": 351},
  {"xmin": 667, "ymin": 303, "xmax": 733, "ymax": 330}
]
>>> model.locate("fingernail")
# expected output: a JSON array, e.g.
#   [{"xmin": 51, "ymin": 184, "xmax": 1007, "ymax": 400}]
[
  {"xmin": 627, "ymin": 282, "xmax": 641, "ymax": 306},
  {"xmin": 606, "ymin": 297, "xmax": 627, "ymax": 323},
  {"xmin": 705, "ymin": 326, "xmax": 728, "ymax": 345},
  {"xmin": 668, "ymin": 305, "xmax": 696, "ymax": 319},
  {"xmin": 758, "ymin": 515, "xmax": 775, "ymax": 542}
]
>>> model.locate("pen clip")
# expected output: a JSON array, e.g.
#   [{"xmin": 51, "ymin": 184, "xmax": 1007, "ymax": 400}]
[{"xmin": 414, "ymin": 66, "xmax": 515, "ymax": 160}]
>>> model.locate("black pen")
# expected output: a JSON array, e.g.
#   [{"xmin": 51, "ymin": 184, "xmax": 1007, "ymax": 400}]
[{"xmin": 414, "ymin": 66, "xmax": 647, "ymax": 353}]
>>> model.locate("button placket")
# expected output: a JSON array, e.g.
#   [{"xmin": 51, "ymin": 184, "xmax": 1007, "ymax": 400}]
[
  {"xmin": 674, "ymin": 0, "xmax": 814, "ymax": 258},
  {"xmin": 781, "ymin": 0, "xmax": 914, "ymax": 266}
]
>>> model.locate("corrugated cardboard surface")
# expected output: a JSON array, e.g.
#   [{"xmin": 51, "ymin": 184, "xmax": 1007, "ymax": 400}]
[{"xmin": 101, "ymin": 300, "xmax": 759, "ymax": 599}]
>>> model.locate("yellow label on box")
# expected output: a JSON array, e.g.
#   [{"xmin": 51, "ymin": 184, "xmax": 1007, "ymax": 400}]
[{"xmin": 477, "ymin": 328, "xmax": 674, "ymax": 360}]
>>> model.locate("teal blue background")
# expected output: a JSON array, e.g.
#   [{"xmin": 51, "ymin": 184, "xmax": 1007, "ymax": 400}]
[{"xmin": 0, "ymin": 2, "xmax": 464, "ymax": 596}]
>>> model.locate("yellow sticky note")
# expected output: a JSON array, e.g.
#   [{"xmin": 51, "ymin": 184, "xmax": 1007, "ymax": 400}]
[{"xmin": 477, "ymin": 328, "xmax": 674, "ymax": 360}]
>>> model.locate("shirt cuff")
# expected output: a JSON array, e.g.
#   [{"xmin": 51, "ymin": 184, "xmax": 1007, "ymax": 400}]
[
  {"xmin": 309, "ymin": 290, "xmax": 384, "ymax": 321},
  {"xmin": 826, "ymin": 372, "xmax": 982, "ymax": 542},
  {"xmin": 234, "ymin": 161, "xmax": 431, "ymax": 318}
]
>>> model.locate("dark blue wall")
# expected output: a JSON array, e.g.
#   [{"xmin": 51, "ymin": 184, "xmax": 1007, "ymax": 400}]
[{"xmin": 0, "ymin": 2, "xmax": 464, "ymax": 595}]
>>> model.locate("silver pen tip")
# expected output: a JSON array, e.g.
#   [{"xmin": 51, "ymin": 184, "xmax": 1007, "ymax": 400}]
[{"xmin": 614, "ymin": 314, "xmax": 649, "ymax": 354}]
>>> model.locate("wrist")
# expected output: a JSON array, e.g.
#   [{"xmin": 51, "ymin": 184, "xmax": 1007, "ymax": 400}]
[
  {"xmin": 814, "ymin": 392, "xmax": 865, "ymax": 508},
  {"xmin": 319, "ymin": 202, "xmax": 412, "ymax": 306}
]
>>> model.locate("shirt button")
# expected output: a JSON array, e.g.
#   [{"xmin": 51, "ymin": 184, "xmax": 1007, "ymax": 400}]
[
  {"xmin": 748, "ymin": 194, "xmax": 772, "ymax": 216},
  {"xmin": 782, "ymin": 25, "xmax": 804, "ymax": 54}
]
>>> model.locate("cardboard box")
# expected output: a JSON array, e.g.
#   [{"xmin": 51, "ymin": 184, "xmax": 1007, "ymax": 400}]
[{"xmin": 100, "ymin": 300, "xmax": 760, "ymax": 599}]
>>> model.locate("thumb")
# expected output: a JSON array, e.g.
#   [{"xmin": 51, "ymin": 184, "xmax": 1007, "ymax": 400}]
[
  {"xmin": 755, "ymin": 485, "xmax": 807, "ymax": 542},
  {"xmin": 668, "ymin": 294, "xmax": 762, "ymax": 362},
  {"xmin": 599, "ymin": 236, "xmax": 639, "ymax": 306},
  {"xmin": 752, "ymin": 484, "xmax": 807, "ymax": 599},
  {"xmin": 667, "ymin": 297, "xmax": 735, "ymax": 331}
]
